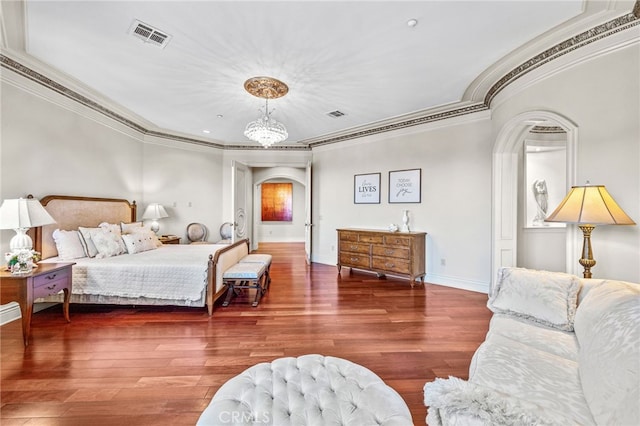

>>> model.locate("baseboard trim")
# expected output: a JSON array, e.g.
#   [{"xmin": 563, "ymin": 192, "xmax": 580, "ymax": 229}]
[
  {"xmin": 424, "ymin": 273, "xmax": 490, "ymax": 294},
  {"xmin": 0, "ymin": 302, "xmax": 59, "ymax": 326},
  {"xmin": 0, "ymin": 303, "xmax": 21, "ymax": 325}
]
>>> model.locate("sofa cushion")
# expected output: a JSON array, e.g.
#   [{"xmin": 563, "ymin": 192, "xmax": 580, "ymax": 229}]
[
  {"xmin": 424, "ymin": 376, "xmax": 556, "ymax": 426},
  {"xmin": 469, "ymin": 333, "xmax": 595, "ymax": 425},
  {"xmin": 573, "ymin": 280, "xmax": 640, "ymax": 426},
  {"xmin": 488, "ymin": 267, "xmax": 580, "ymax": 331}
]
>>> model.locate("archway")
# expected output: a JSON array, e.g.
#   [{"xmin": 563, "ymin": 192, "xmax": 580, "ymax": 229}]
[{"xmin": 491, "ymin": 111, "xmax": 578, "ymax": 292}]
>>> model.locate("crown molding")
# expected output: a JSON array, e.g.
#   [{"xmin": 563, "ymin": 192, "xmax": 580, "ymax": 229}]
[{"xmin": 1, "ymin": 1, "xmax": 638, "ymax": 151}]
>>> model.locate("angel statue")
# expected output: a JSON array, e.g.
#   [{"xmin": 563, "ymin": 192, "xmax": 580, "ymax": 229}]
[{"xmin": 532, "ymin": 179, "xmax": 549, "ymax": 226}]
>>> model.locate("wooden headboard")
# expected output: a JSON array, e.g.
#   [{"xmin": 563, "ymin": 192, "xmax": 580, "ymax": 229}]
[{"xmin": 34, "ymin": 195, "xmax": 137, "ymax": 259}]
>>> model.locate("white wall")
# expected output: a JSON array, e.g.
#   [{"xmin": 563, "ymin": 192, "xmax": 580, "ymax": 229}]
[
  {"xmin": 311, "ymin": 113, "xmax": 494, "ymax": 293},
  {"xmin": 492, "ymin": 40, "xmax": 640, "ymax": 282}
]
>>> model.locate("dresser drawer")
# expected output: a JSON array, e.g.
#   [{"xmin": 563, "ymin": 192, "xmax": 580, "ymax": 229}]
[
  {"xmin": 372, "ymin": 256, "xmax": 411, "ymax": 274},
  {"xmin": 33, "ymin": 268, "xmax": 70, "ymax": 299},
  {"xmin": 341, "ymin": 242, "xmax": 370, "ymax": 254},
  {"xmin": 339, "ymin": 232, "xmax": 360, "ymax": 242},
  {"xmin": 383, "ymin": 235, "xmax": 411, "ymax": 246},
  {"xmin": 340, "ymin": 253, "xmax": 371, "ymax": 269},
  {"xmin": 358, "ymin": 234, "xmax": 383, "ymax": 244},
  {"xmin": 372, "ymin": 245, "xmax": 410, "ymax": 259}
]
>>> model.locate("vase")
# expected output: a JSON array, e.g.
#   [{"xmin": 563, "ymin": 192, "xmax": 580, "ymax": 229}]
[{"xmin": 401, "ymin": 210, "xmax": 410, "ymax": 232}]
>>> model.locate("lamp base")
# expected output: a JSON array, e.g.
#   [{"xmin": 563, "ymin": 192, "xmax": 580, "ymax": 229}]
[
  {"xmin": 10, "ymin": 228, "xmax": 33, "ymax": 251},
  {"xmin": 150, "ymin": 221, "xmax": 160, "ymax": 234},
  {"xmin": 578, "ymin": 224, "xmax": 596, "ymax": 279}
]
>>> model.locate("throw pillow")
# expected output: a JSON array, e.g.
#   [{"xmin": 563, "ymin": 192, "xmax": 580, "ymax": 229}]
[
  {"xmin": 89, "ymin": 227, "xmax": 125, "ymax": 259},
  {"xmin": 487, "ymin": 267, "xmax": 580, "ymax": 331},
  {"xmin": 78, "ymin": 226, "xmax": 100, "ymax": 258},
  {"xmin": 52, "ymin": 229, "xmax": 86, "ymax": 260},
  {"xmin": 98, "ymin": 222, "xmax": 127, "ymax": 254},
  {"xmin": 121, "ymin": 232, "xmax": 158, "ymax": 254},
  {"xmin": 120, "ymin": 221, "xmax": 143, "ymax": 233}
]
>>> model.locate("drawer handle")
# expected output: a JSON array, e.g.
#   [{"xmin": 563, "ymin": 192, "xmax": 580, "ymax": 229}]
[
  {"xmin": 46, "ymin": 274, "xmax": 58, "ymax": 280},
  {"xmin": 385, "ymin": 263, "xmax": 395, "ymax": 268},
  {"xmin": 350, "ymin": 245, "xmax": 358, "ymax": 250},
  {"xmin": 385, "ymin": 250, "xmax": 394, "ymax": 255},
  {"xmin": 46, "ymin": 284, "xmax": 58, "ymax": 291},
  {"xmin": 350, "ymin": 257, "xmax": 359, "ymax": 262}
]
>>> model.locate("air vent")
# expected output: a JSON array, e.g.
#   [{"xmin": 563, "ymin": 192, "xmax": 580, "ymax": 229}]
[
  {"xmin": 128, "ymin": 20, "xmax": 172, "ymax": 49},
  {"xmin": 327, "ymin": 110, "xmax": 345, "ymax": 118}
]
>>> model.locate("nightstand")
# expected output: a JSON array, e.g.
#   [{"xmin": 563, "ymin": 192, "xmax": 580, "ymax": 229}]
[
  {"xmin": 0, "ymin": 262, "xmax": 74, "ymax": 346},
  {"xmin": 159, "ymin": 235, "xmax": 180, "ymax": 244}
]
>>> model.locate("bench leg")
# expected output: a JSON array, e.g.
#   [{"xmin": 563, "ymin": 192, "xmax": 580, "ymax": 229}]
[{"xmin": 222, "ymin": 281, "xmax": 237, "ymax": 307}]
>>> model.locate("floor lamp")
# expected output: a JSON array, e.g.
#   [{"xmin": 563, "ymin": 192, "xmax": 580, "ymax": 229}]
[{"xmin": 545, "ymin": 184, "xmax": 636, "ymax": 278}]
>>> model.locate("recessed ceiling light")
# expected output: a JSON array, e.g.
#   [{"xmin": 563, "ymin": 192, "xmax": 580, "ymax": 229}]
[
  {"xmin": 203, "ymin": 130, "xmax": 210, "ymax": 134},
  {"xmin": 217, "ymin": 114, "xmax": 223, "ymax": 118},
  {"xmin": 407, "ymin": 19, "xmax": 418, "ymax": 28}
]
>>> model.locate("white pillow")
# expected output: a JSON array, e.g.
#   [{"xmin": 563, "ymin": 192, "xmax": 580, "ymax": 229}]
[
  {"xmin": 123, "ymin": 225, "xmax": 162, "ymax": 248},
  {"xmin": 52, "ymin": 229, "xmax": 86, "ymax": 260},
  {"xmin": 122, "ymin": 232, "xmax": 158, "ymax": 254},
  {"xmin": 487, "ymin": 267, "xmax": 580, "ymax": 331},
  {"xmin": 121, "ymin": 221, "xmax": 143, "ymax": 233},
  {"xmin": 98, "ymin": 222, "xmax": 127, "ymax": 254},
  {"xmin": 78, "ymin": 226, "xmax": 100, "ymax": 258},
  {"xmin": 89, "ymin": 227, "xmax": 125, "ymax": 259}
]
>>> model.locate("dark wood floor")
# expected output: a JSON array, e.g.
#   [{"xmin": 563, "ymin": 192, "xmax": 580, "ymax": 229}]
[{"xmin": 1, "ymin": 242, "xmax": 492, "ymax": 425}]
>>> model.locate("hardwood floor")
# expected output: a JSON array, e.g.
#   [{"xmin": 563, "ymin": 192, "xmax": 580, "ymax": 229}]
[{"xmin": 1, "ymin": 242, "xmax": 492, "ymax": 425}]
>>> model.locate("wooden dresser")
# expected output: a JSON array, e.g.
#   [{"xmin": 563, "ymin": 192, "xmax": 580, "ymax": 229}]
[{"xmin": 337, "ymin": 228, "xmax": 426, "ymax": 286}]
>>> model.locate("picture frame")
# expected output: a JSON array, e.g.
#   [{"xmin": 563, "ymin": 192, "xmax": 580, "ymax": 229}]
[
  {"xmin": 389, "ymin": 169, "xmax": 421, "ymax": 203},
  {"xmin": 354, "ymin": 173, "xmax": 381, "ymax": 204}
]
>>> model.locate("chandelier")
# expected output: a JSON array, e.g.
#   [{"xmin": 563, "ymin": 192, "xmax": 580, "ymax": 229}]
[{"xmin": 243, "ymin": 76, "xmax": 289, "ymax": 148}]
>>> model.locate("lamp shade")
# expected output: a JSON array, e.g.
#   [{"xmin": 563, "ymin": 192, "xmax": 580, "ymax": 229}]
[
  {"xmin": 142, "ymin": 203, "xmax": 169, "ymax": 220},
  {"xmin": 0, "ymin": 198, "xmax": 56, "ymax": 229},
  {"xmin": 545, "ymin": 185, "xmax": 635, "ymax": 225}
]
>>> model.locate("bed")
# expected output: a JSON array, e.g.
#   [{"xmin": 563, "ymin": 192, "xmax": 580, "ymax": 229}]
[{"xmin": 33, "ymin": 195, "xmax": 249, "ymax": 315}]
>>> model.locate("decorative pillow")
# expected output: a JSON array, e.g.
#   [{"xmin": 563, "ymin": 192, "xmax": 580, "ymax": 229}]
[
  {"xmin": 78, "ymin": 226, "xmax": 100, "ymax": 258},
  {"xmin": 98, "ymin": 222, "xmax": 127, "ymax": 254},
  {"xmin": 424, "ymin": 376, "xmax": 557, "ymax": 426},
  {"xmin": 124, "ymin": 225, "xmax": 162, "ymax": 247},
  {"xmin": 487, "ymin": 267, "xmax": 580, "ymax": 331},
  {"xmin": 120, "ymin": 221, "xmax": 143, "ymax": 233},
  {"xmin": 121, "ymin": 232, "xmax": 158, "ymax": 254},
  {"xmin": 89, "ymin": 227, "xmax": 126, "ymax": 259},
  {"xmin": 52, "ymin": 229, "xmax": 86, "ymax": 260}
]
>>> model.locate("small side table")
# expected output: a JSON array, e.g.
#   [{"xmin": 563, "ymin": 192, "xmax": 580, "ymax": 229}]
[
  {"xmin": 0, "ymin": 262, "xmax": 74, "ymax": 346},
  {"xmin": 159, "ymin": 235, "xmax": 180, "ymax": 244}
]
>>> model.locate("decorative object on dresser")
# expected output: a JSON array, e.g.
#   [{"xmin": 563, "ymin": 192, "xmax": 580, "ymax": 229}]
[
  {"xmin": 545, "ymin": 183, "xmax": 636, "ymax": 278},
  {"xmin": 0, "ymin": 196, "xmax": 56, "ymax": 251},
  {"xmin": 141, "ymin": 203, "xmax": 169, "ymax": 234},
  {"xmin": 337, "ymin": 228, "xmax": 426, "ymax": 287},
  {"xmin": 0, "ymin": 262, "xmax": 74, "ymax": 346}
]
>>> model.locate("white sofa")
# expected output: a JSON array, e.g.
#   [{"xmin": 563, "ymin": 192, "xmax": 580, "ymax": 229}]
[{"xmin": 424, "ymin": 267, "xmax": 640, "ymax": 426}]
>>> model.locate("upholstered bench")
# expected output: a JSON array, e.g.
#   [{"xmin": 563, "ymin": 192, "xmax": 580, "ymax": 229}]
[
  {"xmin": 238, "ymin": 253, "xmax": 272, "ymax": 289},
  {"xmin": 222, "ymin": 262, "xmax": 267, "ymax": 307},
  {"xmin": 197, "ymin": 354, "xmax": 413, "ymax": 425}
]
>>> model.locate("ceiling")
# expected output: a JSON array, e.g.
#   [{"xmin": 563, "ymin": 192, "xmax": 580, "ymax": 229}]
[{"xmin": 10, "ymin": 1, "xmax": 596, "ymax": 147}]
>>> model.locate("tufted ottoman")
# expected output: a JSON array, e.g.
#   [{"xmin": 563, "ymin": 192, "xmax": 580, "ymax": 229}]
[{"xmin": 197, "ymin": 354, "xmax": 412, "ymax": 425}]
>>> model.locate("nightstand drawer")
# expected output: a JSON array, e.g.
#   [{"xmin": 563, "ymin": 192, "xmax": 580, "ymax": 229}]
[{"xmin": 33, "ymin": 268, "xmax": 71, "ymax": 298}]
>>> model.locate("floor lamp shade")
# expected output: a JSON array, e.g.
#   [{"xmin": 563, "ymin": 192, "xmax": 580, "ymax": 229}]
[
  {"xmin": 142, "ymin": 203, "xmax": 169, "ymax": 233},
  {"xmin": 545, "ymin": 185, "xmax": 635, "ymax": 278},
  {"xmin": 0, "ymin": 198, "xmax": 57, "ymax": 251}
]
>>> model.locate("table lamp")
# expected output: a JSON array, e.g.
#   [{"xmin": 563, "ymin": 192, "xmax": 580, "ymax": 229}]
[
  {"xmin": 142, "ymin": 203, "xmax": 169, "ymax": 234},
  {"xmin": 545, "ymin": 184, "xmax": 636, "ymax": 278},
  {"xmin": 0, "ymin": 197, "xmax": 57, "ymax": 251}
]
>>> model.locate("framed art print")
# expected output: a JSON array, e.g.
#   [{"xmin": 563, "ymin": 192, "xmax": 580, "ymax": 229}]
[
  {"xmin": 261, "ymin": 182, "xmax": 293, "ymax": 221},
  {"xmin": 354, "ymin": 173, "xmax": 381, "ymax": 204},
  {"xmin": 389, "ymin": 169, "xmax": 421, "ymax": 203}
]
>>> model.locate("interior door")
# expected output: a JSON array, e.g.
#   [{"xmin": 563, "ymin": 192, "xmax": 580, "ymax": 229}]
[
  {"xmin": 304, "ymin": 160, "xmax": 313, "ymax": 264},
  {"xmin": 232, "ymin": 161, "xmax": 249, "ymax": 244}
]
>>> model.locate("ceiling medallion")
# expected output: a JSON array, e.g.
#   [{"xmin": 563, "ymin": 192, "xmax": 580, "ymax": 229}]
[{"xmin": 243, "ymin": 76, "xmax": 289, "ymax": 148}]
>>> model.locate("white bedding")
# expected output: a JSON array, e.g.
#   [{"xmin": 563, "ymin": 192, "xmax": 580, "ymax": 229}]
[{"xmin": 40, "ymin": 244, "xmax": 227, "ymax": 303}]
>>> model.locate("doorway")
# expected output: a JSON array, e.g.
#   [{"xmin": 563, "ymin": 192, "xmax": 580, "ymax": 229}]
[{"xmin": 491, "ymin": 111, "xmax": 578, "ymax": 292}]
